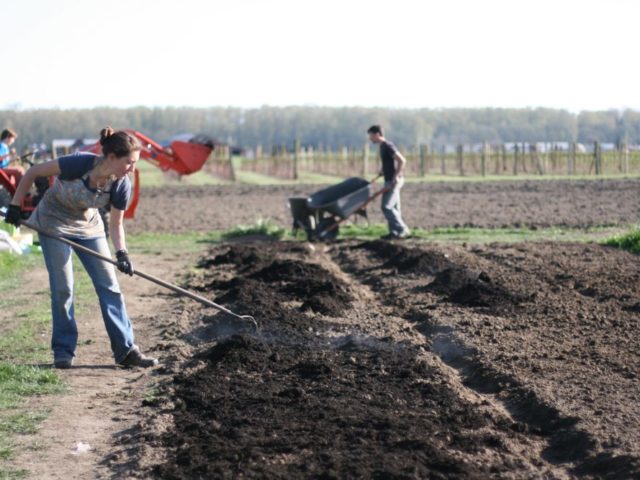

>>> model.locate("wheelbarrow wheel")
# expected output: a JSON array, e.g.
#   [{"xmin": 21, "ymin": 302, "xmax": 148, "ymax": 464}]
[{"xmin": 316, "ymin": 217, "xmax": 339, "ymax": 241}]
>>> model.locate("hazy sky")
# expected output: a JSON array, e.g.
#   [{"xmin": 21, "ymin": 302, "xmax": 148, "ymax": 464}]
[{"xmin": 2, "ymin": 0, "xmax": 638, "ymax": 111}]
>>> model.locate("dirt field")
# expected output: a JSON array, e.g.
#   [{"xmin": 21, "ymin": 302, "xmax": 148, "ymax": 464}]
[
  {"xmin": 129, "ymin": 178, "xmax": 640, "ymax": 233},
  {"xmin": 6, "ymin": 178, "xmax": 640, "ymax": 479},
  {"xmin": 99, "ymin": 238, "xmax": 640, "ymax": 479}
]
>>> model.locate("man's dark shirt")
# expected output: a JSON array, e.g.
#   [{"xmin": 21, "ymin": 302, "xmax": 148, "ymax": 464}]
[{"xmin": 380, "ymin": 140, "xmax": 399, "ymax": 182}]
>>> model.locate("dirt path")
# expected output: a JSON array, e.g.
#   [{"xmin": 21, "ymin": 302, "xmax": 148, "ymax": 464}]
[{"xmin": 5, "ymin": 250, "xmax": 198, "ymax": 480}]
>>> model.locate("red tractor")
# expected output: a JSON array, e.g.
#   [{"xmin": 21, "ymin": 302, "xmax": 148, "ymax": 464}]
[
  {"xmin": 0, "ymin": 150, "xmax": 49, "ymax": 215},
  {"xmin": 0, "ymin": 130, "xmax": 214, "ymax": 220}
]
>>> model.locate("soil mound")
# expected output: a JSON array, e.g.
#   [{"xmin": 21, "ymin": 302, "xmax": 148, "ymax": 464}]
[
  {"xmin": 197, "ymin": 334, "xmax": 271, "ymax": 367},
  {"xmin": 147, "ymin": 242, "xmax": 551, "ymax": 478},
  {"xmin": 123, "ymin": 240, "xmax": 640, "ymax": 479},
  {"xmin": 207, "ymin": 252, "xmax": 353, "ymax": 318},
  {"xmin": 427, "ymin": 267, "xmax": 523, "ymax": 308},
  {"xmin": 199, "ymin": 245, "xmax": 263, "ymax": 272},
  {"xmin": 359, "ymin": 240, "xmax": 452, "ymax": 275},
  {"xmin": 214, "ymin": 278, "xmax": 300, "ymax": 324},
  {"xmin": 251, "ymin": 260, "xmax": 352, "ymax": 316},
  {"xmin": 152, "ymin": 335, "xmax": 519, "ymax": 479},
  {"xmin": 200, "ymin": 244, "xmax": 310, "ymax": 272},
  {"xmin": 355, "ymin": 241, "xmax": 523, "ymax": 311}
]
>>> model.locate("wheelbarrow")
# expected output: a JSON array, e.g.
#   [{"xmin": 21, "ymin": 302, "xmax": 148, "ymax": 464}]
[{"xmin": 288, "ymin": 176, "xmax": 386, "ymax": 241}]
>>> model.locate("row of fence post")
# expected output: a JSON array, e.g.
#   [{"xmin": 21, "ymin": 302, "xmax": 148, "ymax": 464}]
[{"xmin": 208, "ymin": 140, "xmax": 635, "ymax": 181}]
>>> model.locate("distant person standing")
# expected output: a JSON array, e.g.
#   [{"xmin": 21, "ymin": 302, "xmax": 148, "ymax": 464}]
[
  {"xmin": 367, "ymin": 125, "xmax": 410, "ymax": 239},
  {"xmin": 0, "ymin": 128, "xmax": 24, "ymax": 175}
]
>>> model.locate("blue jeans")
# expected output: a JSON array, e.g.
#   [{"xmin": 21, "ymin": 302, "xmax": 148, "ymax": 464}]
[
  {"xmin": 381, "ymin": 177, "xmax": 409, "ymax": 235},
  {"xmin": 39, "ymin": 234, "xmax": 135, "ymax": 363}
]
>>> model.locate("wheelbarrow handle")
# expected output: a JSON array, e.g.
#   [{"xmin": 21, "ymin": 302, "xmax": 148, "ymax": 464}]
[{"xmin": 0, "ymin": 209, "xmax": 257, "ymax": 328}]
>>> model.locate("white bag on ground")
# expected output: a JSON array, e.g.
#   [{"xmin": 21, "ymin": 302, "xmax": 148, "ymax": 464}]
[{"xmin": 0, "ymin": 230, "xmax": 24, "ymax": 254}]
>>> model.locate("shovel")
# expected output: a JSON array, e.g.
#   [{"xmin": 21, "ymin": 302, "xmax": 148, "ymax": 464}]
[{"xmin": 0, "ymin": 209, "xmax": 258, "ymax": 330}]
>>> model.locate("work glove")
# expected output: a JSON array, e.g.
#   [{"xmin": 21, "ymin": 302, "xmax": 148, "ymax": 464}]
[
  {"xmin": 4, "ymin": 204, "xmax": 22, "ymax": 226},
  {"xmin": 115, "ymin": 249, "xmax": 134, "ymax": 276}
]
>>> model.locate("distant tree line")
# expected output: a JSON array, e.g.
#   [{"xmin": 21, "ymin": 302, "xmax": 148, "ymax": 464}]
[{"xmin": 2, "ymin": 106, "xmax": 639, "ymax": 152}]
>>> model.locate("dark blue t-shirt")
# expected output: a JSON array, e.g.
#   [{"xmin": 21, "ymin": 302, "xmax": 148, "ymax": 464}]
[
  {"xmin": 58, "ymin": 153, "xmax": 131, "ymax": 210},
  {"xmin": 380, "ymin": 140, "xmax": 399, "ymax": 182}
]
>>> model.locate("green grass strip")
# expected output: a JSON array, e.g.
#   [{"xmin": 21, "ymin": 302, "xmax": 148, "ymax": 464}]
[
  {"xmin": 0, "ymin": 468, "xmax": 29, "ymax": 479},
  {"xmin": 602, "ymin": 228, "xmax": 640, "ymax": 254},
  {"xmin": 0, "ymin": 250, "xmax": 68, "ymax": 466},
  {"xmin": 0, "ymin": 440, "xmax": 14, "ymax": 460},
  {"xmin": 126, "ymin": 231, "xmax": 222, "ymax": 255},
  {"xmin": 222, "ymin": 219, "xmax": 286, "ymax": 240},
  {"xmin": 337, "ymin": 224, "xmax": 618, "ymax": 243},
  {"xmin": 0, "ymin": 363, "xmax": 63, "ymax": 411},
  {"xmin": 0, "ymin": 411, "xmax": 50, "ymax": 435},
  {"xmin": 188, "ymin": 221, "xmax": 620, "ymax": 245}
]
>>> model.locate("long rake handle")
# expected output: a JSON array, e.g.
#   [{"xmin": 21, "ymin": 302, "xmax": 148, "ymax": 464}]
[{"xmin": 3, "ymin": 213, "xmax": 247, "ymax": 321}]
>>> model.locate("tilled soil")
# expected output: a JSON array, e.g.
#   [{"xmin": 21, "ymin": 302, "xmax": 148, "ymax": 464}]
[
  {"xmin": 113, "ymin": 240, "xmax": 640, "ymax": 479},
  {"xmin": 128, "ymin": 179, "xmax": 640, "ymax": 233}
]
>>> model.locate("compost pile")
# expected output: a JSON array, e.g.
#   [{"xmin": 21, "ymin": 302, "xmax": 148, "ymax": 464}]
[{"xmin": 127, "ymin": 240, "xmax": 640, "ymax": 479}]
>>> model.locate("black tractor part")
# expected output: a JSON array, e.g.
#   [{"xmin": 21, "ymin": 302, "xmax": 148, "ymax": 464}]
[{"xmin": 189, "ymin": 135, "xmax": 217, "ymax": 150}]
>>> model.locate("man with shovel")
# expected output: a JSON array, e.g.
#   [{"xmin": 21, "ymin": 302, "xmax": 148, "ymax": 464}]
[
  {"xmin": 5, "ymin": 127, "xmax": 158, "ymax": 369},
  {"xmin": 367, "ymin": 125, "xmax": 411, "ymax": 239}
]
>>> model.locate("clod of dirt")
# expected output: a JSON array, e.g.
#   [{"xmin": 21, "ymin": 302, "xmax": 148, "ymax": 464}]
[{"xmin": 299, "ymin": 296, "xmax": 348, "ymax": 316}]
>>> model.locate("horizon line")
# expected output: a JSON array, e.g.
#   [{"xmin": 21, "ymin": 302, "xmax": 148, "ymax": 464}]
[{"xmin": 2, "ymin": 104, "xmax": 639, "ymax": 114}]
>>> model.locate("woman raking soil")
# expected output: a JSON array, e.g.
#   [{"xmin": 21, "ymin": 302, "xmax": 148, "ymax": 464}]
[{"xmin": 5, "ymin": 127, "xmax": 157, "ymax": 369}]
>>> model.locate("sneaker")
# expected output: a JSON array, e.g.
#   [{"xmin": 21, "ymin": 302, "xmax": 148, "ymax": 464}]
[
  {"xmin": 381, "ymin": 230, "xmax": 411, "ymax": 240},
  {"xmin": 397, "ymin": 229, "xmax": 412, "ymax": 239},
  {"xmin": 119, "ymin": 346, "xmax": 158, "ymax": 368},
  {"xmin": 53, "ymin": 358, "xmax": 73, "ymax": 369}
]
